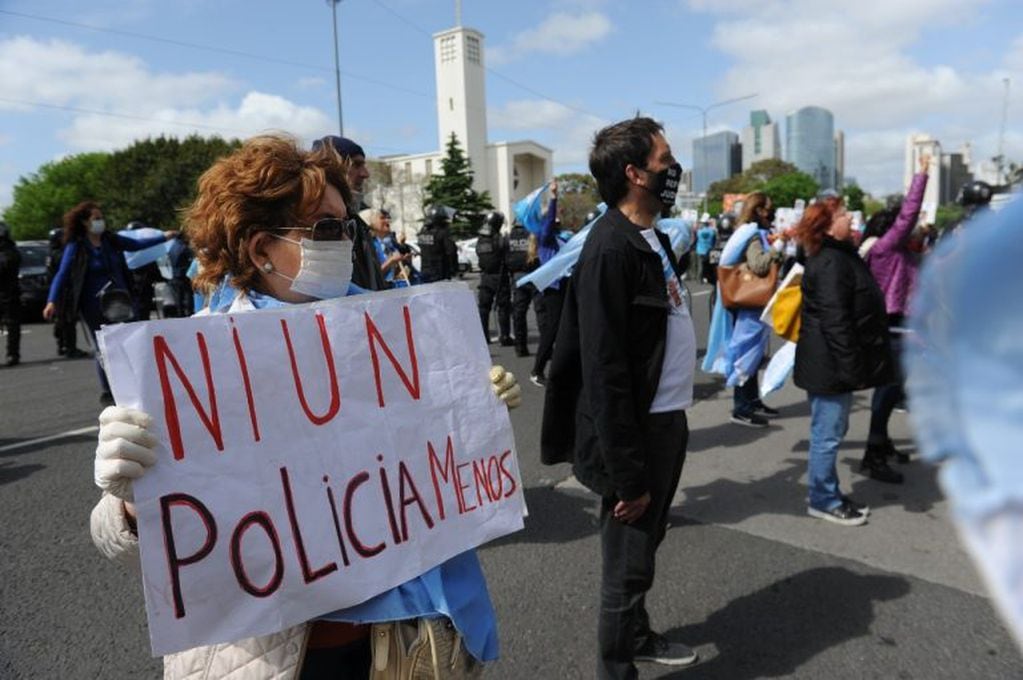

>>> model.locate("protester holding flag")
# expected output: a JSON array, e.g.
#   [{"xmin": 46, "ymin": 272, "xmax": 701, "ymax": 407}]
[
  {"xmin": 43, "ymin": 202, "xmax": 175, "ymax": 404},
  {"xmin": 530, "ymin": 178, "xmax": 561, "ymax": 386},
  {"xmin": 89, "ymin": 134, "xmax": 521, "ymax": 680}
]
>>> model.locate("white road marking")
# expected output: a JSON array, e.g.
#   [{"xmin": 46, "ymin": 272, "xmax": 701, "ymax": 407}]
[{"xmin": 0, "ymin": 425, "xmax": 99, "ymax": 453}]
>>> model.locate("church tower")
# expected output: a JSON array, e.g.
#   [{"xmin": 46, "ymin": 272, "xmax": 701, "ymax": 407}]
[{"xmin": 433, "ymin": 25, "xmax": 489, "ymax": 192}]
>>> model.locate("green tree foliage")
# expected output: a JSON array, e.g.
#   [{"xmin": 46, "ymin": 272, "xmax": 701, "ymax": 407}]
[
  {"xmin": 555, "ymin": 172, "xmax": 600, "ymax": 230},
  {"xmin": 707, "ymin": 159, "xmax": 804, "ymax": 210},
  {"xmin": 4, "ymin": 153, "xmax": 110, "ymax": 239},
  {"xmin": 935, "ymin": 204, "xmax": 965, "ymax": 233},
  {"xmin": 102, "ymin": 135, "xmax": 240, "ymax": 229},
  {"xmin": 842, "ymin": 183, "xmax": 866, "ymax": 212},
  {"xmin": 423, "ymin": 134, "xmax": 493, "ymax": 239},
  {"xmin": 3, "ymin": 135, "xmax": 240, "ymax": 240},
  {"xmin": 761, "ymin": 172, "xmax": 820, "ymax": 209}
]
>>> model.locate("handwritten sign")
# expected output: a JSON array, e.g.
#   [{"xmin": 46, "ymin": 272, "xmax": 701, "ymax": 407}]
[{"xmin": 98, "ymin": 283, "xmax": 525, "ymax": 656}]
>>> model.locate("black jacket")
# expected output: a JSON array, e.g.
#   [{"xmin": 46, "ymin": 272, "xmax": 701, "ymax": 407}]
[
  {"xmin": 541, "ymin": 208, "xmax": 682, "ymax": 501},
  {"xmin": 794, "ymin": 236, "xmax": 894, "ymax": 394},
  {"xmin": 0, "ymin": 238, "xmax": 21, "ymax": 303}
]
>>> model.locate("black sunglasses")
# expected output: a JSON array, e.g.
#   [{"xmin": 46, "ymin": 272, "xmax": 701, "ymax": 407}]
[{"xmin": 272, "ymin": 217, "xmax": 356, "ymax": 241}]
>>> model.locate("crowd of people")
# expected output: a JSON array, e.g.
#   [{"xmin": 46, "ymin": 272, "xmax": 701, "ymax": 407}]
[{"xmin": 1, "ymin": 113, "xmax": 1001, "ymax": 679}]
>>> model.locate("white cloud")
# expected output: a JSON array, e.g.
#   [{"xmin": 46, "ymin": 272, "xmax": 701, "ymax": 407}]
[
  {"xmin": 488, "ymin": 12, "xmax": 612, "ymax": 65},
  {"xmin": 490, "ymin": 99, "xmax": 607, "ymax": 166},
  {"xmin": 685, "ymin": 0, "xmax": 1022, "ymax": 193},
  {"xmin": 0, "ymin": 36, "xmax": 334, "ymax": 151}
]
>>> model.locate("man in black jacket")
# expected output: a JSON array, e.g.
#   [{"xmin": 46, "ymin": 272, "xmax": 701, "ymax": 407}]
[
  {"xmin": 541, "ymin": 117, "xmax": 697, "ymax": 678},
  {"xmin": 0, "ymin": 222, "xmax": 21, "ymax": 366}
]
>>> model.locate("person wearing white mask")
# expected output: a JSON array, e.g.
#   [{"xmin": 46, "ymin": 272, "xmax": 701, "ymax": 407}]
[
  {"xmin": 43, "ymin": 201, "xmax": 176, "ymax": 404},
  {"xmin": 90, "ymin": 134, "xmax": 521, "ymax": 680}
]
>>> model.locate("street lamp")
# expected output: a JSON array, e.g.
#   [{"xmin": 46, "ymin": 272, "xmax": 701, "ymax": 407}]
[
  {"xmin": 327, "ymin": 0, "xmax": 344, "ymax": 136},
  {"xmin": 656, "ymin": 93, "xmax": 758, "ymax": 214}
]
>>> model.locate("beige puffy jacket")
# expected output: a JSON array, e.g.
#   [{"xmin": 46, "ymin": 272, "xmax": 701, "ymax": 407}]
[{"xmin": 91, "ymin": 493, "xmax": 312, "ymax": 679}]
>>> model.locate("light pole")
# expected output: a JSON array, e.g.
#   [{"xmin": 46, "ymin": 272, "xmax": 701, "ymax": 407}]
[
  {"xmin": 328, "ymin": 0, "xmax": 344, "ymax": 136},
  {"xmin": 656, "ymin": 93, "xmax": 758, "ymax": 214}
]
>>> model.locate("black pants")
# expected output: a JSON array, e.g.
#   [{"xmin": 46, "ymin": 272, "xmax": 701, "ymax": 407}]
[
  {"xmin": 532, "ymin": 287, "xmax": 564, "ymax": 377},
  {"xmin": 0, "ymin": 296, "xmax": 20, "ymax": 361},
  {"xmin": 511, "ymin": 273, "xmax": 534, "ymax": 351},
  {"xmin": 299, "ymin": 639, "xmax": 372, "ymax": 679},
  {"xmin": 477, "ymin": 271, "xmax": 511, "ymax": 340},
  {"xmin": 598, "ymin": 410, "xmax": 688, "ymax": 680},
  {"xmin": 868, "ymin": 315, "xmax": 906, "ymax": 446},
  {"xmin": 733, "ymin": 373, "xmax": 761, "ymax": 417}
]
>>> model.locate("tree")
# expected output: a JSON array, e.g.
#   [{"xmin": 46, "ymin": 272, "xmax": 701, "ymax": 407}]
[
  {"xmin": 706, "ymin": 159, "xmax": 802, "ymax": 207},
  {"xmin": 935, "ymin": 204, "xmax": 965, "ymax": 233},
  {"xmin": 555, "ymin": 172, "xmax": 600, "ymax": 230},
  {"xmin": 744, "ymin": 159, "xmax": 800, "ymax": 185},
  {"xmin": 842, "ymin": 183, "xmax": 866, "ymax": 212},
  {"xmin": 422, "ymin": 133, "xmax": 493, "ymax": 239},
  {"xmin": 761, "ymin": 171, "xmax": 819, "ymax": 209},
  {"xmin": 3, "ymin": 152, "xmax": 110, "ymax": 239}
]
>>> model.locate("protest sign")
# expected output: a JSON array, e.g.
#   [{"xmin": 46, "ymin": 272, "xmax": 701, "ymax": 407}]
[{"xmin": 98, "ymin": 282, "xmax": 525, "ymax": 656}]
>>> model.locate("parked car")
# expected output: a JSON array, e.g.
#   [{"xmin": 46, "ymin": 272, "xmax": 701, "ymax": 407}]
[
  {"xmin": 16, "ymin": 240, "xmax": 49, "ymax": 320},
  {"xmin": 457, "ymin": 237, "xmax": 478, "ymax": 273}
]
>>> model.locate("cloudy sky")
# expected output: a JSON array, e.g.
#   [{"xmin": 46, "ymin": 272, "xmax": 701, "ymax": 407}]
[{"xmin": 1, "ymin": 0, "xmax": 1021, "ymax": 212}]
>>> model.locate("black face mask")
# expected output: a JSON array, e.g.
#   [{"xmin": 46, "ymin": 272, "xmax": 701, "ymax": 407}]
[{"xmin": 641, "ymin": 162, "xmax": 683, "ymax": 208}]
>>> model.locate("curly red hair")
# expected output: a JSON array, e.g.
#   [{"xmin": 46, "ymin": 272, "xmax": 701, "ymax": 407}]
[{"xmin": 185, "ymin": 134, "xmax": 350, "ymax": 295}]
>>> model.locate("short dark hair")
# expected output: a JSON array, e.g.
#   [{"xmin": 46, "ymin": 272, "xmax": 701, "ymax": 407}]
[{"xmin": 589, "ymin": 116, "xmax": 664, "ymax": 207}]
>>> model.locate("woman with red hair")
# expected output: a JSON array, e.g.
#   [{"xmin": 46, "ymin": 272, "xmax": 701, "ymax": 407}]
[{"xmin": 793, "ymin": 197, "xmax": 898, "ymax": 526}]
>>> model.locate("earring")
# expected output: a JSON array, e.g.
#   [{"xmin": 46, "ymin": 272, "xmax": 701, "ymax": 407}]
[{"xmin": 262, "ymin": 262, "xmax": 273, "ymax": 272}]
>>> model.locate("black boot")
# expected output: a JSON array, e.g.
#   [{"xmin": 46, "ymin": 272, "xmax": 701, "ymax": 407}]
[
  {"xmin": 860, "ymin": 445, "xmax": 904, "ymax": 484},
  {"xmin": 515, "ymin": 345, "xmax": 530, "ymax": 358},
  {"xmin": 883, "ymin": 440, "xmax": 910, "ymax": 464}
]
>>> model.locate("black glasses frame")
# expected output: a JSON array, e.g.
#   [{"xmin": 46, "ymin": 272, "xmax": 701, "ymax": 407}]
[{"xmin": 272, "ymin": 217, "xmax": 356, "ymax": 241}]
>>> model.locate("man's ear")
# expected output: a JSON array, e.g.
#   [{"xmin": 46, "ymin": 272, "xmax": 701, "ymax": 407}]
[{"xmin": 624, "ymin": 164, "xmax": 644, "ymax": 186}]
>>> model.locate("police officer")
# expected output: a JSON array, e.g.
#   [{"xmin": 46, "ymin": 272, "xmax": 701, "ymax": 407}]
[
  {"xmin": 46, "ymin": 226, "xmax": 80, "ymax": 357},
  {"xmin": 951, "ymin": 180, "xmax": 994, "ymax": 234},
  {"xmin": 0, "ymin": 222, "xmax": 21, "ymax": 367},
  {"xmin": 505, "ymin": 218, "xmax": 534, "ymax": 356},
  {"xmin": 126, "ymin": 220, "xmax": 162, "ymax": 321},
  {"xmin": 475, "ymin": 211, "xmax": 512, "ymax": 343},
  {"xmin": 418, "ymin": 205, "xmax": 457, "ymax": 283}
]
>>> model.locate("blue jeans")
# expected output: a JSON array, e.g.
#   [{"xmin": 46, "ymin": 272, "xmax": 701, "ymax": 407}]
[{"xmin": 807, "ymin": 392, "xmax": 853, "ymax": 511}]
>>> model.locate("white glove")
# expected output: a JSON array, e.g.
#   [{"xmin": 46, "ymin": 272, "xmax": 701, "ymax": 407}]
[
  {"xmin": 95, "ymin": 406, "xmax": 159, "ymax": 502},
  {"xmin": 490, "ymin": 365, "xmax": 522, "ymax": 409}
]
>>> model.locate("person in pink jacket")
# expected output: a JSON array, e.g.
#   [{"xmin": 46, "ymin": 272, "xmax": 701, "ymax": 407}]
[{"xmin": 858, "ymin": 154, "xmax": 929, "ymax": 471}]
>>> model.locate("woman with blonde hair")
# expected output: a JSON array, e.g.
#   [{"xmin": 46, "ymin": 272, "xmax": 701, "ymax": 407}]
[{"xmin": 90, "ymin": 134, "xmax": 520, "ymax": 679}]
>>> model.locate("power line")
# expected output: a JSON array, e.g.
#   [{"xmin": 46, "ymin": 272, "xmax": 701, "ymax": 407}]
[
  {"xmin": 368, "ymin": 0, "xmax": 607, "ymax": 122},
  {"xmin": 0, "ymin": 8, "xmax": 434, "ymax": 100}
]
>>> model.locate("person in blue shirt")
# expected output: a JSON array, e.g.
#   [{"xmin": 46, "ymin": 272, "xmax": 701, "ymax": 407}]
[
  {"xmin": 89, "ymin": 135, "xmax": 521, "ymax": 680},
  {"xmin": 361, "ymin": 207, "xmax": 416, "ymax": 288},
  {"xmin": 43, "ymin": 201, "xmax": 175, "ymax": 404},
  {"xmin": 694, "ymin": 216, "xmax": 718, "ymax": 284}
]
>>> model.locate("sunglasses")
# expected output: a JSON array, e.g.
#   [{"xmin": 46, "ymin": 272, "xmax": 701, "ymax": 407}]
[{"xmin": 272, "ymin": 217, "xmax": 356, "ymax": 241}]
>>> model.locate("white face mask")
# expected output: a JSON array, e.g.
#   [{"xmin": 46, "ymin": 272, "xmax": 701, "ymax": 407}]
[
  {"xmin": 271, "ymin": 235, "xmax": 354, "ymax": 300},
  {"xmin": 90, "ymin": 219, "xmax": 106, "ymax": 235}
]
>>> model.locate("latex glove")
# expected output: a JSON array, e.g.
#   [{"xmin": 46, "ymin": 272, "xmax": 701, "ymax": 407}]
[
  {"xmin": 95, "ymin": 406, "xmax": 159, "ymax": 502},
  {"xmin": 489, "ymin": 365, "xmax": 522, "ymax": 409}
]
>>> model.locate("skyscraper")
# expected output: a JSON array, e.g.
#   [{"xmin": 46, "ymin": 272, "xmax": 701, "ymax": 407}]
[
  {"xmin": 786, "ymin": 106, "xmax": 836, "ymax": 190},
  {"xmin": 693, "ymin": 130, "xmax": 741, "ymax": 194},
  {"xmin": 741, "ymin": 110, "xmax": 781, "ymax": 171},
  {"xmin": 834, "ymin": 130, "xmax": 845, "ymax": 189}
]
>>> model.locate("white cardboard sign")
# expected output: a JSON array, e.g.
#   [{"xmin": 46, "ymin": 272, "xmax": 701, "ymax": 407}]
[{"xmin": 98, "ymin": 283, "xmax": 525, "ymax": 656}]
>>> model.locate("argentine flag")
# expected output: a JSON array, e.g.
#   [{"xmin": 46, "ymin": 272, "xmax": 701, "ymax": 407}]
[{"xmin": 513, "ymin": 181, "xmax": 551, "ymax": 235}]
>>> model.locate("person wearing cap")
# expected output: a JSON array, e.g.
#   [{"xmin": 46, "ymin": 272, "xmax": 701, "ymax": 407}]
[
  {"xmin": 694, "ymin": 214, "xmax": 717, "ymax": 284},
  {"xmin": 312, "ymin": 135, "xmax": 388, "ymax": 292},
  {"xmin": 0, "ymin": 221, "xmax": 21, "ymax": 367}
]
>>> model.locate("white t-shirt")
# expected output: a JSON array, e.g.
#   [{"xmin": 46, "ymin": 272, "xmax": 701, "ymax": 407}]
[{"xmin": 640, "ymin": 229, "xmax": 696, "ymax": 413}]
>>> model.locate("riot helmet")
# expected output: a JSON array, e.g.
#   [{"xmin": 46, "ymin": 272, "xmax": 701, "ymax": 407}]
[
  {"xmin": 957, "ymin": 180, "xmax": 993, "ymax": 207},
  {"xmin": 424, "ymin": 204, "xmax": 450, "ymax": 226}
]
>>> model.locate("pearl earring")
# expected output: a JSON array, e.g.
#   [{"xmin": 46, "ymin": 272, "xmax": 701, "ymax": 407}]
[{"xmin": 262, "ymin": 262, "xmax": 273, "ymax": 272}]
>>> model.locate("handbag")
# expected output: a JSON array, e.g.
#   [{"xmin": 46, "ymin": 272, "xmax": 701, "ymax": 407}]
[
  {"xmin": 370, "ymin": 617, "xmax": 482, "ymax": 680},
  {"xmin": 717, "ymin": 261, "xmax": 779, "ymax": 310}
]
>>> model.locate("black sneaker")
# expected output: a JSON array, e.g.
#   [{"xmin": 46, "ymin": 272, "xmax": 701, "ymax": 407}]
[
  {"xmin": 860, "ymin": 449, "xmax": 904, "ymax": 484},
  {"xmin": 634, "ymin": 632, "xmax": 698, "ymax": 666},
  {"xmin": 753, "ymin": 402, "xmax": 780, "ymax": 417},
  {"xmin": 730, "ymin": 412, "xmax": 768, "ymax": 428},
  {"xmin": 881, "ymin": 440, "xmax": 910, "ymax": 464},
  {"xmin": 498, "ymin": 336, "xmax": 515, "ymax": 347},
  {"xmin": 841, "ymin": 495, "xmax": 870, "ymax": 516},
  {"xmin": 529, "ymin": 373, "xmax": 546, "ymax": 387},
  {"xmin": 515, "ymin": 346, "xmax": 531, "ymax": 358},
  {"xmin": 808, "ymin": 501, "xmax": 868, "ymax": 526}
]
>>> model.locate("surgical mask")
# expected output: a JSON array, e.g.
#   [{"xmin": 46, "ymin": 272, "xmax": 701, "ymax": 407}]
[
  {"xmin": 90, "ymin": 219, "xmax": 106, "ymax": 235},
  {"xmin": 642, "ymin": 163, "xmax": 683, "ymax": 208},
  {"xmin": 271, "ymin": 235, "xmax": 353, "ymax": 300}
]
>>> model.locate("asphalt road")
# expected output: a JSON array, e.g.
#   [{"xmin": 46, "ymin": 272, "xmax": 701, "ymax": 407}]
[{"xmin": 1, "ymin": 275, "xmax": 1020, "ymax": 679}]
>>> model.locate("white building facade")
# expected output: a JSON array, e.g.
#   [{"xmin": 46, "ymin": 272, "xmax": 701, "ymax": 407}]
[{"xmin": 374, "ymin": 25, "xmax": 553, "ymax": 235}]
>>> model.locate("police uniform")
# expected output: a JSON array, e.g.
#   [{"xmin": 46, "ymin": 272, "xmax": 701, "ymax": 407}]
[
  {"xmin": 419, "ymin": 209, "xmax": 455, "ymax": 283},
  {"xmin": 475, "ymin": 218, "xmax": 512, "ymax": 343},
  {"xmin": 505, "ymin": 222, "xmax": 534, "ymax": 356}
]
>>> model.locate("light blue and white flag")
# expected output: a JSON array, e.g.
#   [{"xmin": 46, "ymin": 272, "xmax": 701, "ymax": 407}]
[
  {"xmin": 119, "ymin": 227, "xmax": 174, "ymax": 270},
  {"xmin": 513, "ymin": 181, "xmax": 550, "ymax": 235}
]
